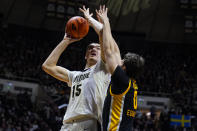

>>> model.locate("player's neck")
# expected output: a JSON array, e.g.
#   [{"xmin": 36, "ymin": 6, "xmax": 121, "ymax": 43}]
[{"xmin": 85, "ymin": 62, "xmax": 96, "ymax": 69}]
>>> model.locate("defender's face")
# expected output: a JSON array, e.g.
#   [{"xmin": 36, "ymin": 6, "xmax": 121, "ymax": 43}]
[
  {"xmin": 121, "ymin": 60, "xmax": 126, "ymax": 71},
  {"xmin": 85, "ymin": 43, "xmax": 101, "ymax": 64}
]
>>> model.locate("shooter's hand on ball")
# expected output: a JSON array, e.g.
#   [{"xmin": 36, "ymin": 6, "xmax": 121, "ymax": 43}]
[{"xmin": 63, "ymin": 33, "xmax": 81, "ymax": 44}]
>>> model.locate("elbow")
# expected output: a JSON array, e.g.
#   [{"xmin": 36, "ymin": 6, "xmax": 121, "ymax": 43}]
[
  {"xmin": 104, "ymin": 51, "xmax": 112, "ymax": 60},
  {"xmin": 104, "ymin": 48, "xmax": 112, "ymax": 56},
  {"xmin": 42, "ymin": 62, "xmax": 56, "ymax": 74},
  {"xmin": 42, "ymin": 63, "xmax": 50, "ymax": 72},
  {"xmin": 42, "ymin": 63, "xmax": 47, "ymax": 72}
]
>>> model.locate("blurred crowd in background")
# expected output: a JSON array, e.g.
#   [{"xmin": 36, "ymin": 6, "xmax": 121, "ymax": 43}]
[{"xmin": 0, "ymin": 24, "xmax": 197, "ymax": 131}]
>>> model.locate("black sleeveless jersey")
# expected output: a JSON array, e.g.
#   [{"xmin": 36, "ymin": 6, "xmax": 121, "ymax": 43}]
[{"xmin": 102, "ymin": 66, "xmax": 138, "ymax": 131}]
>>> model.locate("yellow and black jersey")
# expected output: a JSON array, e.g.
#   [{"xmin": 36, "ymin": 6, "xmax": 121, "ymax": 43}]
[{"xmin": 102, "ymin": 66, "xmax": 138, "ymax": 131}]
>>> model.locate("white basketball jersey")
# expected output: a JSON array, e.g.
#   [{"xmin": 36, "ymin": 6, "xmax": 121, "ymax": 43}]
[{"xmin": 63, "ymin": 60, "xmax": 111, "ymax": 124}]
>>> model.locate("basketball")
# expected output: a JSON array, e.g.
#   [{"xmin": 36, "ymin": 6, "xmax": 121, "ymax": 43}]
[{"xmin": 66, "ymin": 16, "xmax": 89, "ymax": 39}]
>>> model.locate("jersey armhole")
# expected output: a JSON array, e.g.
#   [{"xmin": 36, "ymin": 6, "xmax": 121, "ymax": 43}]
[{"xmin": 67, "ymin": 70, "xmax": 75, "ymax": 87}]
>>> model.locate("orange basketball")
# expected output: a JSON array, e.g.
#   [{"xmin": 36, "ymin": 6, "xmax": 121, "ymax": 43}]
[{"xmin": 66, "ymin": 16, "xmax": 89, "ymax": 39}]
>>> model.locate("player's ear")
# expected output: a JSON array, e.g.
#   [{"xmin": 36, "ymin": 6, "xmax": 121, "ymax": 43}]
[
  {"xmin": 85, "ymin": 52, "xmax": 88, "ymax": 60},
  {"xmin": 121, "ymin": 64, "xmax": 126, "ymax": 71}
]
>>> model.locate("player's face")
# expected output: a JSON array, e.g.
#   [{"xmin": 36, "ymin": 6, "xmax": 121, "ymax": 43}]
[{"xmin": 85, "ymin": 43, "xmax": 101, "ymax": 64}]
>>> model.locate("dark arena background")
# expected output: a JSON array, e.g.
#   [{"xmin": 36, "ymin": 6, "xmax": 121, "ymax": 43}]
[{"xmin": 0, "ymin": 0, "xmax": 197, "ymax": 131}]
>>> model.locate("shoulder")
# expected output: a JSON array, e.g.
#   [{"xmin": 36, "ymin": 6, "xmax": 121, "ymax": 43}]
[
  {"xmin": 110, "ymin": 66, "xmax": 130, "ymax": 94},
  {"xmin": 111, "ymin": 66, "xmax": 129, "ymax": 84},
  {"xmin": 67, "ymin": 70, "xmax": 88, "ymax": 87},
  {"xmin": 67, "ymin": 70, "xmax": 82, "ymax": 76},
  {"xmin": 94, "ymin": 59, "xmax": 108, "ymax": 73}
]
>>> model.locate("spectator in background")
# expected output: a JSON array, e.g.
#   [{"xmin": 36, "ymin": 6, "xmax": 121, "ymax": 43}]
[{"xmin": 150, "ymin": 105, "xmax": 156, "ymax": 120}]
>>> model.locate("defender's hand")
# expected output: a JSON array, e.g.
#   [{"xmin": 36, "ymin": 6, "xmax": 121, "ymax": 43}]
[
  {"xmin": 96, "ymin": 5, "xmax": 108, "ymax": 24},
  {"xmin": 79, "ymin": 5, "xmax": 93, "ymax": 20}
]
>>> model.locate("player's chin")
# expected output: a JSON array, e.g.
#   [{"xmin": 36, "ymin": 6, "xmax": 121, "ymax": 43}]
[
  {"xmin": 93, "ymin": 56, "xmax": 100, "ymax": 61},
  {"xmin": 89, "ymin": 57, "xmax": 99, "ymax": 62}
]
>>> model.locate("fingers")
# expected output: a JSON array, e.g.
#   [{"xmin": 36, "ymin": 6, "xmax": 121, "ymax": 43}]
[
  {"xmin": 79, "ymin": 5, "xmax": 93, "ymax": 18},
  {"xmin": 71, "ymin": 37, "xmax": 82, "ymax": 42},
  {"xmin": 80, "ymin": 5, "xmax": 107, "ymax": 14},
  {"xmin": 65, "ymin": 35, "xmax": 82, "ymax": 42},
  {"xmin": 96, "ymin": 9, "xmax": 99, "ymax": 15},
  {"xmin": 80, "ymin": 4, "xmax": 107, "ymax": 21},
  {"xmin": 63, "ymin": 33, "xmax": 67, "ymax": 39},
  {"xmin": 96, "ymin": 5, "xmax": 107, "ymax": 16},
  {"xmin": 96, "ymin": 10, "xmax": 101, "ymax": 19},
  {"xmin": 98, "ymin": 5, "xmax": 107, "ymax": 14},
  {"xmin": 79, "ymin": 5, "xmax": 86, "ymax": 12},
  {"xmin": 83, "ymin": 5, "xmax": 86, "ymax": 10},
  {"xmin": 96, "ymin": 14, "xmax": 102, "ymax": 23},
  {"xmin": 79, "ymin": 8, "xmax": 84, "ymax": 13},
  {"xmin": 100, "ymin": 5, "xmax": 102, "ymax": 12},
  {"xmin": 79, "ymin": 5, "xmax": 88, "ymax": 12},
  {"xmin": 79, "ymin": 5, "xmax": 87, "ymax": 12},
  {"xmin": 102, "ymin": 5, "xmax": 105, "ymax": 12},
  {"xmin": 103, "ymin": 5, "xmax": 107, "ymax": 13},
  {"xmin": 63, "ymin": 33, "xmax": 71, "ymax": 40}
]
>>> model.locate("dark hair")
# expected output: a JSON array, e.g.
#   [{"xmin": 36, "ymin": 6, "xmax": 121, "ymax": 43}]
[{"xmin": 123, "ymin": 52, "xmax": 145, "ymax": 79}]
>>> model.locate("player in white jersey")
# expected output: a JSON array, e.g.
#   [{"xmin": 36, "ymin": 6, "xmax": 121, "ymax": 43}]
[{"xmin": 42, "ymin": 6, "xmax": 110, "ymax": 131}]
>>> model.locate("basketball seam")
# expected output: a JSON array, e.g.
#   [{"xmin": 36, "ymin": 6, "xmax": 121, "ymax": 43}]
[{"xmin": 75, "ymin": 18, "xmax": 80, "ymax": 39}]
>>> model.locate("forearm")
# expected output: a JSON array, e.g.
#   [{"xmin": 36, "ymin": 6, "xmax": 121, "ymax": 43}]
[
  {"xmin": 88, "ymin": 17, "xmax": 103, "ymax": 35},
  {"xmin": 98, "ymin": 31, "xmax": 106, "ymax": 62},
  {"xmin": 103, "ymin": 20, "xmax": 121, "ymax": 74},
  {"xmin": 86, "ymin": 15, "xmax": 105, "ymax": 60},
  {"xmin": 103, "ymin": 19, "xmax": 120, "ymax": 55},
  {"xmin": 97, "ymin": 5, "xmax": 122, "ymax": 74},
  {"xmin": 43, "ymin": 39, "xmax": 70, "ymax": 67},
  {"xmin": 102, "ymin": 20, "xmax": 114, "ymax": 52}
]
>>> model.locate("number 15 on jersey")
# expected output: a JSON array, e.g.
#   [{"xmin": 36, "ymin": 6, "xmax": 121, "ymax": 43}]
[{"xmin": 72, "ymin": 84, "xmax": 82, "ymax": 98}]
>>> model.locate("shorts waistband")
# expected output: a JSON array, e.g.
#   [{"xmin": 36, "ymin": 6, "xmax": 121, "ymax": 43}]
[{"xmin": 64, "ymin": 117, "xmax": 96, "ymax": 124}]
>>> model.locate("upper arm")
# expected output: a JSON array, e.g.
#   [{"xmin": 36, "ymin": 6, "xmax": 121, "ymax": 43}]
[
  {"xmin": 104, "ymin": 36, "xmax": 122, "ymax": 74},
  {"xmin": 105, "ymin": 51, "xmax": 121, "ymax": 74},
  {"xmin": 42, "ymin": 65, "xmax": 70, "ymax": 83},
  {"xmin": 102, "ymin": 21, "xmax": 122, "ymax": 74},
  {"xmin": 99, "ymin": 32, "xmax": 106, "ymax": 62}
]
